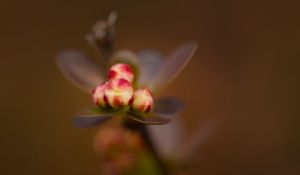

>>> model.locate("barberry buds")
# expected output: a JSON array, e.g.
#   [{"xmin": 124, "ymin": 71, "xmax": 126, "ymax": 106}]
[
  {"xmin": 92, "ymin": 82, "xmax": 107, "ymax": 107},
  {"xmin": 93, "ymin": 79, "xmax": 133, "ymax": 109},
  {"xmin": 105, "ymin": 79, "xmax": 133, "ymax": 109},
  {"xmin": 108, "ymin": 63, "xmax": 134, "ymax": 83},
  {"xmin": 130, "ymin": 88, "xmax": 153, "ymax": 113},
  {"xmin": 93, "ymin": 63, "xmax": 135, "ymax": 109},
  {"xmin": 93, "ymin": 63, "xmax": 155, "ymax": 113}
]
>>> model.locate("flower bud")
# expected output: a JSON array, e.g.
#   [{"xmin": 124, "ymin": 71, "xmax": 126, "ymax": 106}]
[
  {"xmin": 92, "ymin": 82, "xmax": 107, "ymax": 107},
  {"xmin": 94, "ymin": 127, "xmax": 125, "ymax": 155},
  {"xmin": 130, "ymin": 88, "xmax": 153, "ymax": 113},
  {"xmin": 108, "ymin": 63, "xmax": 134, "ymax": 83},
  {"xmin": 104, "ymin": 79, "xmax": 133, "ymax": 109},
  {"xmin": 126, "ymin": 132, "xmax": 144, "ymax": 150}
]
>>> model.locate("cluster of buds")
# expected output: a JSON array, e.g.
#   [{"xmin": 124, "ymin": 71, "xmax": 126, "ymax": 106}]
[{"xmin": 92, "ymin": 63, "xmax": 153, "ymax": 113}]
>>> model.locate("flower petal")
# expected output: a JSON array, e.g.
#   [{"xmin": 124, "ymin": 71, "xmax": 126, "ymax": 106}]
[
  {"xmin": 56, "ymin": 50, "xmax": 106, "ymax": 93},
  {"xmin": 137, "ymin": 50, "xmax": 163, "ymax": 88},
  {"xmin": 153, "ymin": 97, "xmax": 184, "ymax": 116},
  {"xmin": 109, "ymin": 50, "xmax": 139, "ymax": 67},
  {"xmin": 73, "ymin": 112, "xmax": 113, "ymax": 127},
  {"xmin": 127, "ymin": 111, "xmax": 171, "ymax": 125},
  {"xmin": 150, "ymin": 42, "xmax": 197, "ymax": 93},
  {"xmin": 148, "ymin": 113, "xmax": 185, "ymax": 159},
  {"xmin": 176, "ymin": 119, "xmax": 217, "ymax": 161},
  {"xmin": 149, "ymin": 117, "xmax": 217, "ymax": 161}
]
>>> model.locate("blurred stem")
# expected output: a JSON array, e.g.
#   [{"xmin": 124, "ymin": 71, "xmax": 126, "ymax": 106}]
[{"xmin": 123, "ymin": 120, "xmax": 170, "ymax": 175}]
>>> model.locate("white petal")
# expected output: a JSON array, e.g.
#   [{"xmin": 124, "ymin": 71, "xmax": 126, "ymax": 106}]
[
  {"xmin": 176, "ymin": 119, "xmax": 217, "ymax": 161},
  {"xmin": 153, "ymin": 97, "xmax": 184, "ymax": 116},
  {"xmin": 150, "ymin": 42, "xmax": 197, "ymax": 93},
  {"xmin": 149, "ymin": 117, "xmax": 217, "ymax": 161},
  {"xmin": 137, "ymin": 50, "xmax": 163, "ymax": 88},
  {"xmin": 148, "ymin": 114, "xmax": 185, "ymax": 159},
  {"xmin": 56, "ymin": 50, "xmax": 105, "ymax": 93},
  {"xmin": 109, "ymin": 49, "xmax": 139, "ymax": 67}
]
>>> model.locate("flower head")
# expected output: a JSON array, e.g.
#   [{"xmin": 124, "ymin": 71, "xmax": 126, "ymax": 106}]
[
  {"xmin": 93, "ymin": 63, "xmax": 153, "ymax": 113},
  {"xmin": 56, "ymin": 12, "xmax": 197, "ymax": 127},
  {"xmin": 56, "ymin": 12, "xmax": 205, "ymax": 174}
]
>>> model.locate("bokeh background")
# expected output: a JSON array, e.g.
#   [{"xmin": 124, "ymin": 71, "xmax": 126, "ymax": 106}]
[{"xmin": 1, "ymin": 0, "xmax": 299, "ymax": 174}]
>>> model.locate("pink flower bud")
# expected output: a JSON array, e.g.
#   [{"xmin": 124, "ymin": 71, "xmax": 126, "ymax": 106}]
[
  {"xmin": 104, "ymin": 79, "xmax": 133, "ymax": 109},
  {"xmin": 94, "ymin": 127, "xmax": 125, "ymax": 154},
  {"xmin": 130, "ymin": 88, "xmax": 153, "ymax": 113},
  {"xmin": 108, "ymin": 63, "xmax": 134, "ymax": 83},
  {"xmin": 92, "ymin": 82, "xmax": 107, "ymax": 107},
  {"xmin": 126, "ymin": 132, "xmax": 144, "ymax": 150}
]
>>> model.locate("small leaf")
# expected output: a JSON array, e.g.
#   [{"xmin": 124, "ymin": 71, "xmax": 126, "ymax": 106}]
[
  {"xmin": 127, "ymin": 111, "xmax": 171, "ymax": 125},
  {"xmin": 73, "ymin": 112, "xmax": 113, "ymax": 127}
]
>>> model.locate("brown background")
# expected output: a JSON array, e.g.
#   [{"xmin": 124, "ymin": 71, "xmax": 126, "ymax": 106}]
[{"xmin": 1, "ymin": 0, "xmax": 299, "ymax": 174}]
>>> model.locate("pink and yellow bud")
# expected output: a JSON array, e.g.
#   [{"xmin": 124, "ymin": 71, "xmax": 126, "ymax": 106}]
[
  {"xmin": 104, "ymin": 79, "xmax": 133, "ymax": 109},
  {"xmin": 129, "ymin": 88, "xmax": 153, "ymax": 113},
  {"xmin": 108, "ymin": 63, "xmax": 134, "ymax": 83},
  {"xmin": 93, "ymin": 79, "xmax": 134, "ymax": 109},
  {"xmin": 92, "ymin": 82, "xmax": 107, "ymax": 107}
]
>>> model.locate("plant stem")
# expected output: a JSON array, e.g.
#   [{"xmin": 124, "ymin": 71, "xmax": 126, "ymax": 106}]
[{"xmin": 123, "ymin": 120, "xmax": 170, "ymax": 175}]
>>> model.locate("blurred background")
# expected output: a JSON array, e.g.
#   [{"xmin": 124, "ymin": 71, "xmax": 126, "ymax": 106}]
[{"xmin": 1, "ymin": 0, "xmax": 299, "ymax": 174}]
